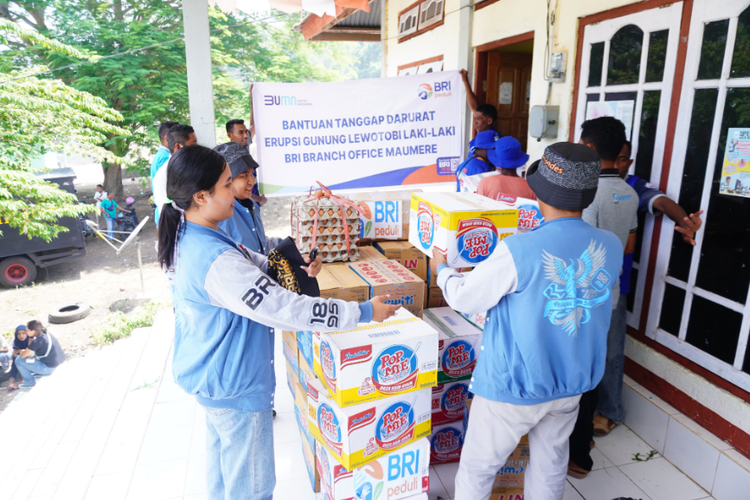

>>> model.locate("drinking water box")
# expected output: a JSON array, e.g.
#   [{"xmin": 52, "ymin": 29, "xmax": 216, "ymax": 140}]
[
  {"xmin": 315, "ymin": 438, "xmax": 430, "ymax": 500},
  {"xmin": 312, "ymin": 308, "xmax": 438, "ymax": 407},
  {"xmin": 306, "ymin": 377, "xmax": 432, "ymax": 470},
  {"xmin": 408, "ymin": 192, "xmax": 518, "ymax": 268},
  {"xmin": 422, "ymin": 308, "xmax": 483, "ymax": 384}
]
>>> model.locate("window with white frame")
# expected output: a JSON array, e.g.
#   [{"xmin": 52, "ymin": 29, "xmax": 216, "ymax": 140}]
[
  {"xmin": 649, "ymin": 0, "xmax": 750, "ymax": 392},
  {"xmin": 418, "ymin": 0, "xmax": 443, "ymax": 30},
  {"xmin": 398, "ymin": 5, "xmax": 419, "ymax": 38}
]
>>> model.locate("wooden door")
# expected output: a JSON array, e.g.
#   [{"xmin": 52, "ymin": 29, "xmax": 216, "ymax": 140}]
[{"xmin": 486, "ymin": 52, "xmax": 532, "ymax": 151}]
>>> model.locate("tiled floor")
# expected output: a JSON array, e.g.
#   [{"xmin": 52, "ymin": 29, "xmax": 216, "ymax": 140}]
[{"xmin": 0, "ymin": 314, "xmax": 720, "ymax": 499}]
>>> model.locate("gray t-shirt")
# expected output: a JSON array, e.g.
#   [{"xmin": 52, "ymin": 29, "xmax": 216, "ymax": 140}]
[{"xmin": 583, "ymin": 169, "xmax": 638, "ymax": 307}]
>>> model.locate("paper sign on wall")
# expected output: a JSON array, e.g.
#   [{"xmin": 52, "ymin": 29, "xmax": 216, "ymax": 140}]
[
  {"xmin": 720, "ymin": 127, "xmax": 750, "ymax": 198},
  {"xmin": 585, "ymin": 100, "xmax": 635, "ymax": 139},
  {"xmin": 499, "ymin": 82, "xmax": 513, "ymax": 105}
]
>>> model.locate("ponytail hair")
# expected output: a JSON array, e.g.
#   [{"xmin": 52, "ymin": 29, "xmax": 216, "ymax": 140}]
[{"xmin": 158, "ymin": 145, "xmax": 227, "ymax": 269}]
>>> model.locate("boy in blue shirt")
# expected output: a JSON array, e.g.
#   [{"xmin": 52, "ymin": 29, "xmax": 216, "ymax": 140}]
[
  {"xmin": 455, "ymin": 130, "xmax": 499, "ymax": 191},
  {"xmin": 99, "ymin": 192, "xmax": 131, "ymax": 241},
  {"xmin": 431, "ymin": 143, "xmax": 623, "ymax": 500}
]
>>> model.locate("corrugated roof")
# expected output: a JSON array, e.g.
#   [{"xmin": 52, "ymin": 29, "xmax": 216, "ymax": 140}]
[{"xmin": 335, "ymin": 0, "xmax": 381, "ymax": 28}]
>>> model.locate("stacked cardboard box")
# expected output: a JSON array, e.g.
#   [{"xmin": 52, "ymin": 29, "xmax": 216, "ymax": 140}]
[
  {"xmin": 374, "ymin": 240, "xmax": 428, "ymax": 281},
  {"xmin": 349, "ymin": 259, "xmax": 426, "ymax": 318}
]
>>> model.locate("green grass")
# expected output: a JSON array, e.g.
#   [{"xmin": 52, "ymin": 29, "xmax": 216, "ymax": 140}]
[{"xmin": 93, "ymin": 301, "xmax": 170, "ymax": 345}]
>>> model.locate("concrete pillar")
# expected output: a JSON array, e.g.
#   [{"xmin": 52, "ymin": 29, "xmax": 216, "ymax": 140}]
[
  {"xmin": 182, "ymin": 0, "xmax": 217, "ymax": 147},
  {"xmin": 457, "ymin": 0, "xmax": 473, "ymax": 152}
]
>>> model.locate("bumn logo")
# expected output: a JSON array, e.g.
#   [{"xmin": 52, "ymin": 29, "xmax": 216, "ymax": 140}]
[{"xmin": 264, "ymin": 95, "xmax": 297, "ymax": 106}]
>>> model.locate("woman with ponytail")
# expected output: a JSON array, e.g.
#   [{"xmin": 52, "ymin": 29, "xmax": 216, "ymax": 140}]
[{"xmin": 158, "ymin": 145, "xmax": 398, "ymax": 500}]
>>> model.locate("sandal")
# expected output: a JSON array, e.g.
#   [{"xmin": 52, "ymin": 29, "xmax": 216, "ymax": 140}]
[
  {"xmin": 567, "ymin": 460, "xmax": 589, "ymax": 479},
  {"xmin": 593, "ymin": 415, "xmax": 617, "ymax": 436}
]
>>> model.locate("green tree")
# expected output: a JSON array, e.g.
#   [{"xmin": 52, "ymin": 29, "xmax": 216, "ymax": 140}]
[{"xmin": 0, "ymin": 18, "xmax": 129, "ymax": 241}]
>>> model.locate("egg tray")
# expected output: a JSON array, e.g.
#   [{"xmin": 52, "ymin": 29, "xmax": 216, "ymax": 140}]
[{"xmin": 292, "ymin": 196, "xmax": 361, "ymax": 263}]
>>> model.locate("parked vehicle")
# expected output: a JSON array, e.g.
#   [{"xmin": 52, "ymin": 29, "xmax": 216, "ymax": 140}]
[
  {"xmin": 0, "ymin": 168, "xmax": 86, "ymax": 288},
  {"xmin": 115, "ymin": 196, "xmax": 139, "ymax": 234}
]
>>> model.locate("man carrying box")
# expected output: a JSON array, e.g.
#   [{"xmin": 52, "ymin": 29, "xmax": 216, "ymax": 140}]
[{"xmin": 430, "ymin": 143, "xmax": 623, "ymax": 500}]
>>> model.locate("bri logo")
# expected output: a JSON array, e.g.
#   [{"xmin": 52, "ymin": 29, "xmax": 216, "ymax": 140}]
[
  {"xmin": 375, "ymin": 401, "xmax": 416, "ymax": 450},
  {"xmin": 418, "ymin": 81, "xmax": 452, "ymax": 99},
  {"xmin": 418, "ymin": 84, "xmax": 433, "ymax": 100},
  {"xmin": 371, "ymin": 344, "xmax": 420, "ymax": 394},
  {"xmin": 264, "ymin": 95, "xmax": 297, "ymax": 106}
]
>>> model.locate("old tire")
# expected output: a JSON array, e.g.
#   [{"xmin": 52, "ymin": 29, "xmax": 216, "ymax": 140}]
[
  {"xmin": 0, "ymin": 257, "xmax": 37, "ymax": 288},
  {"xmin": 49, "ymin": 302, "xmax": 91, "ymax": 324}
]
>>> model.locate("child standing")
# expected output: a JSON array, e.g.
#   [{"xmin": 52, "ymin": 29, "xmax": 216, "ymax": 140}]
[{"xmin": 158, "ymin": 145, "xmax": 398, "ymax": 500}]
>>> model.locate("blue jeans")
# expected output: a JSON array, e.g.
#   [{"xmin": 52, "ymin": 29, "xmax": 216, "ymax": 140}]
[
  {"xmin": 14, "ymin": 358, "xmax": 56, "ymax": 386},
  {"xmin": 203, "ymin": 406, "xmax": 275, "ymax": 500},
  {"xmin": 105, "ymin": 217, "xmax": 115, "ymax": 240},
  {"xmin": 597, "ymin": 294, "xmax": 627, "ymax": 423}
]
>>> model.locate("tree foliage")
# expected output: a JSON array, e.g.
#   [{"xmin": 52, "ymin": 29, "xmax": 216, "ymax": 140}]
[{"xmin": 0, "ymin": 18, "xmax": 130, "ymax": 241}]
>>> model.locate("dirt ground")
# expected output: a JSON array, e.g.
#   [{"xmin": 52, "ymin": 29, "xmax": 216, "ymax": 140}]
[{"xmin": 0, "ymin": 165, "xmax": 294, "ymax": 413}]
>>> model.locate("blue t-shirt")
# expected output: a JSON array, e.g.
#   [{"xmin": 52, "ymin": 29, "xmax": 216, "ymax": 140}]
[
  {"xmin": 150, "ymin": 146, "xmax": 171, "ymax": 181},
  {"xmin": 455, "ymin": 157, "xmax": 492, "ymax": 191},
  {"xmin": 100, "ymin": 199, "xmax": 118, "ymax": 219}
]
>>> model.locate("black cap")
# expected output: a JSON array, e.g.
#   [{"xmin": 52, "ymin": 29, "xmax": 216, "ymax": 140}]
[
  {"xmin": 214, "ymin": 142, "xmax": 259, "ymax": 178},
  {"xmin": 526, "ymin": 142, "xmax": 601, "ymax": 211}
]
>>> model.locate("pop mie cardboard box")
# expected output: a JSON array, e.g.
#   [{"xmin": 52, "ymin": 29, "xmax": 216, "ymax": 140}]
[
  {"xmin": 458, "ymin": 310, "xmax": 487, "ymax": 331},
  {"xmin": 315, "ymin": 438, "xmax": 430, "ymax": 500},
  {"xmin": 422, "ymin": 308, "xmax": 483, "ymax": 384},
  {"xmin": 409, "ymin": 192, "xmax": 518, "ymax": 268},
  {"xmin": 306, "ymin": 377, "xmax": 432, "ymax": 470},
  {"xmin": 317, "ymin": 264, "xmax": 370, "ymax": 303},
  {"xmin": 348, "ymin": 259, "xmax": 426, "ymax": 318},
  {"xmin": 375, "ymin": 241, "xmax": 428, "ymax": 282},
  {"xmin": 431, "ymin": 380, "xmax": 471, "ymax": 426},
  {"xmin": 429, "ymin": 421, "xmax": 466, "ymax": 464},
  {"xmin": 312, "ymin": 308, "xmax": 438, "ymax": 407}
]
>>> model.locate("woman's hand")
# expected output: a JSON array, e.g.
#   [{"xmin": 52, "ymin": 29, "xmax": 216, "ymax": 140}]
[
  {"xmin": 370, "ymin": 295, "xmax": 400, "ymax": 322},
  {"xmin": 302, "ymin": 253, "xmax": 323, "ymax": 277}
]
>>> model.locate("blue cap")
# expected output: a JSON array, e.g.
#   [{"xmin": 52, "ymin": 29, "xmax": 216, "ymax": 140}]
[
  {"xmin": 469, "ymin": 130, "xmax": 500, "ymax": 150},
  {"xmin": 487, "ymin": 136, "xmax": 529, "ymax": 169}
]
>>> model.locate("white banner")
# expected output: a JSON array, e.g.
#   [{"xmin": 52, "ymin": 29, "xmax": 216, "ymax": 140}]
[{"xmin": 252, "ymin": 71, "xmax": 463, "ymax": 195}]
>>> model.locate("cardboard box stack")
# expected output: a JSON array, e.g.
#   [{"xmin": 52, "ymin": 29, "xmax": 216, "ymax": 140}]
[
  {"xmin": 375, "ymin": 240, "xmax": 428, "ymax": 281},
  {"xmin": 409, "ymin": 192, "xmax": 518, "ymax": 268},
  {"xmin": 349, "ymin": 259, "xmax": 426, "ymax": 318},
  {"xmin": 282, "ymin": 308, "xmax": 439, "ymax": 498}
]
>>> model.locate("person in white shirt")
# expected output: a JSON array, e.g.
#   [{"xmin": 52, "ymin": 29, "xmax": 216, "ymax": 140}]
[{"xmin": 93, "ymin": 184, "xmax": 107, "ymax": 224}]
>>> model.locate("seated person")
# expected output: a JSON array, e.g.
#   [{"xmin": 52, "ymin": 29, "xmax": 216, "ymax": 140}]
[
  {"xmin": 16, "ymin": 320, "xmax": 66, "ymax": 389},
  {"xmin": 214, "ymin": 143, "xmax": 281, "ymax": 255},
  {"xmin": 455, "ymin": 130, "xmax": 499, "ymax": 192},
  {"xmin": 477, "ymin": 137, "xmax": 535, "ymax": 201},
  {"xmin": 7, "ymin": 325, "xmax": 29, "ymax": 391}
]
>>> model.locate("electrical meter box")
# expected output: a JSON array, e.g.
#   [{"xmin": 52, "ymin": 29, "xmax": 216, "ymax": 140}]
[{"xmin": 529, "ymin": 105, "xmax": 559, "ymax": 140}]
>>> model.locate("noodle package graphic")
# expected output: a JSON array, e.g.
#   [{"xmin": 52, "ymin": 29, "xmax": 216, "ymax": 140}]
[
  {"xmin": 491, "ymin": 193, "xmax": 544, "ymax": 233},
  {"xmin": 312, "ymin": 308, "xmax": 439, "ymax": 407},
  {"xmin": 408, "ymin": 192, "xmax": 518, "ymax": 268},
  {"xmin": 429, "ymin": 422, "xmax": 466, "ymax": 464},
  {"xmin": 307, "ymin": 377, "xmax": 432, "ymax": 470},
  {"xmin": 431, "ymin": 381, "xmax": 471, "ymax": 426},
  {"xmin": 422, "ymin": 308, "xmax": 483, "ymax": 384},
  {"xmin": 315, "ymin": 438, "xmax": 430, "ymax": 500}
]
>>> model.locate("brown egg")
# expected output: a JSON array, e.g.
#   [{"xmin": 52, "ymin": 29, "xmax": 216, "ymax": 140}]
[
  {"xmin": 315, "ymin": 190, "xmax": 325, "ymax": 199},
  {"xmin": 302, "ymin": 236, "xmax": 309, "ymax": 242},
  {"xmin": 347, "ymin": 225, "xmax": 352, "ymax": 232},
  {"xmin": 318, "ymin": 244, "xmax": 325, "ymax": 250},
  {"xmin": 308, "ymin": 209, "xmax": 315, "ymax": 217},
  {"xmin": 346, "ymin": 208, "xmax": 353, "ymax": 216},
  {"xmin": 320, "ymin": 235, "xmax": 328, "ymax": 241},
  {"xmin": 328, "ymin": 208, "xmax": 334, "ymax": 216},
  {"xmin": 350, "ymin": 249, "xmax": 356, "ymax": 255},
  {"xmin": 336, "ymin": 243, "xmax": 343, "ymax": 249},
  {"xmin": 338, "ymin": 227, "xmax": 344, "ymax": 233},
  {"xmin": 322, "ymin": 252, "xmax": 328, "ymax": 258},
  {"xmin": 318, "ymin": 209, "xmax": 325, "ymax": 216}
]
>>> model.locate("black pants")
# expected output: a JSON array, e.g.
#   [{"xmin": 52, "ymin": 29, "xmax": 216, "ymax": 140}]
[{"xmin": 569, "ymin": 389, "xmax": 598, "ymax": 471}]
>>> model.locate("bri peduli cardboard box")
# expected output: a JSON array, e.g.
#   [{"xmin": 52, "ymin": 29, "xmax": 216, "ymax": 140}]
[
  {"xmin": 312, "ymin": 308, "xmax": 438, "ymax": 408},
  {"xmin": 349, "ymin": 259, "xmax": 426, "ymax": 318},
  {"xmin": 317, "ymin": 263, "xmax": 370, "ymax": 303},
  {"xmin": 429, "ymin": 421, "xmax": 466, "ymax": 464},
  {"xmin": 375, "ymin": 240, "xmax": 428, "ymax": 282},
  {"xmin": 306, "ymin": 376, "xmax": 432, "ymax": 470},
  {"xmin": 409, "ymin": 192, "xmax": 518, "ymax": 268},
  {"xmin": 315, "ymin": 438, "xmax": 430, "ymax": 500},
  {"xmin": 422, "ymin": 308, "xmax": 483, "ymax": 384},
  {"xmin": 431, "ymin": 380, "xmax": 471, "ymax": 426}
]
